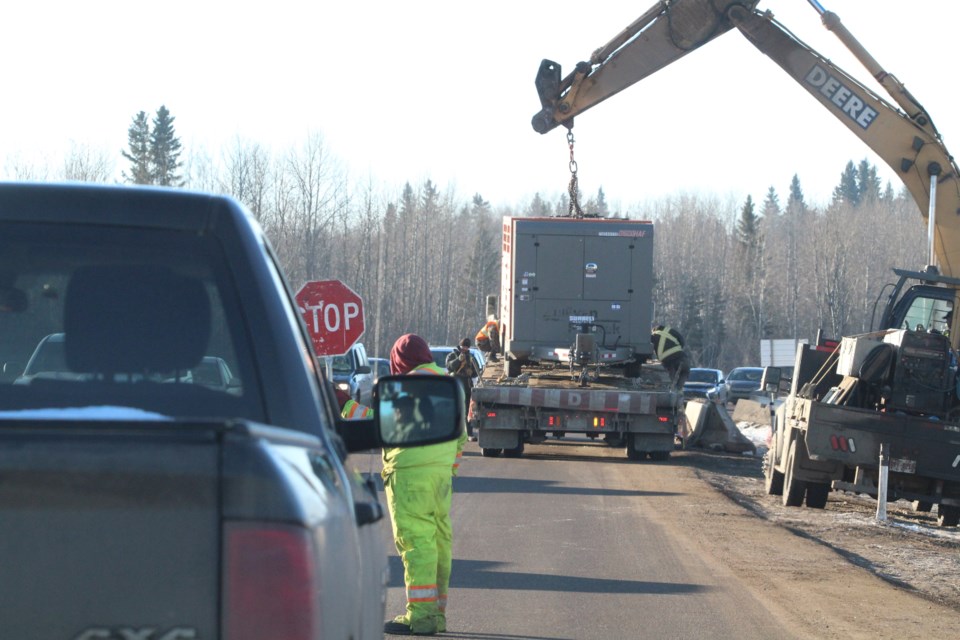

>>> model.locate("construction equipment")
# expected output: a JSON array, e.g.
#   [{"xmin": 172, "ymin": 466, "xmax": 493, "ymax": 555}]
[{"xmin": 531, "ymin": 0, "xmax": 960, "ymax": 523}]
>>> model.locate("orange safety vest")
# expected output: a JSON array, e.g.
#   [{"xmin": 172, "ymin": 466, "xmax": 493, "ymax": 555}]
[
  {"xmin": 341, "ymin": 398, "xmax": 373, "ymax": 419},
  {"xmin": 476, "ymin": 320, "xmax": 499, "ymax": 342}
]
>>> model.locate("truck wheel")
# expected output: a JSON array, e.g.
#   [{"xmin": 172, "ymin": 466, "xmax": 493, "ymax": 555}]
[
  {"xmin": 625, "ymin": 435, "xmax": 646, "ymax": 461},
  {"xmin": 805, "ymin": 483, "xmax": 830, "ymax": 509},
  {"xmin": 503, "ymin": 441, "xmax": 524, "ymax": 458},
  {"xmin": 604, "ymin": 434, "xmax": 625, "ymax": 447},
  {"xmin": 763, "ymin": 449, "xmax": 784, "ymax": 496},
  {"xmin": 782, "ymin": 439, "xmax": 807, "ymax": 507},
  {"xmin": 481, "ymin": 447, "xmax": 502, "ymax": 458},
  {"xmin": 506, "ymin": 359, "xmax": 522, "ymax": 378},
  {"xmin": 937, "ymin": 505, "xmax": 960, "ymax": 527},
  {"xmin": 623, "ymin": 360, "xmax": 640, "ymax": 378}
]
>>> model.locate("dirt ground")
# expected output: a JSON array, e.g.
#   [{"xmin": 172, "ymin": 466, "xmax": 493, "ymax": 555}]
[{"xmin": 667, "ymin": 444, "xmax": 960, "ymax": 637}]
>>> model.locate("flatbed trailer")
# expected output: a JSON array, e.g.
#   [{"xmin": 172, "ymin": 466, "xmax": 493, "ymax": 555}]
[{"xmin": 471, "ymin": 358, "xmax": 680, "ymax": 460}]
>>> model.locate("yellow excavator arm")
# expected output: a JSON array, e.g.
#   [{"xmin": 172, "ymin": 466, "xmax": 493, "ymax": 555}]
[{"xmin": 532, "ymin": 0, "xmax": 960, "ymax": 278}]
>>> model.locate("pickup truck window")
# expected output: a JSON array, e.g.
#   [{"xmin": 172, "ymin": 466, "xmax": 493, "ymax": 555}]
[{"xmin": 0, "ymin": 222, "xmax": 265, "ymax": 421}]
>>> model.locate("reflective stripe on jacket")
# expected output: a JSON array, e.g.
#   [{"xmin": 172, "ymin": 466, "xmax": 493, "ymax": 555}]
[
  {"xmin": 653, "ymin": 326, "xmax": 683, "ymax": 361},
  {"xmin": 342, "ymin": 398, "xmax": 372, "ymax": 419}
]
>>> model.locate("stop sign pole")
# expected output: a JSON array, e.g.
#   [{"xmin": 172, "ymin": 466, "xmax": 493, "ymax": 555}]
[{"xmin": 295, "ymin": 280, "xmax": 365, "ymax": 357}]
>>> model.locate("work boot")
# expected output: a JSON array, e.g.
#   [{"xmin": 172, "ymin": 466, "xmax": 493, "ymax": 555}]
[{"xmin": 384, "ymin": 614, "xmax": 437, "ymax": 636}]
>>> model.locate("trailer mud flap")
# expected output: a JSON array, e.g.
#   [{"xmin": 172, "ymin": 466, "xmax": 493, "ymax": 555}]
[{"xmin": 478, "ymin": 429, "xmax": 521, "ymax": 449}]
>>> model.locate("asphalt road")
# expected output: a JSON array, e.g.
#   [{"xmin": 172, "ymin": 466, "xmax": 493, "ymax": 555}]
[{"xmin": 375, "ymin": 437, "xmax": 794, "ymax": 640}]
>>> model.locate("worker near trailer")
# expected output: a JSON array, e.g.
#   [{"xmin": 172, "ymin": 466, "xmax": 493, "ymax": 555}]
[
  {"xmin": 651, "ymin": 324, "xmax": 691, "ymax": 389},
  {"xmin": 445, "ymin": 338, "xmax": 478, "ymax": 440},
  {"xmin": 382, "ymin": 333, "xmax": 467, "ymax": 637},
  {"xmin": 475, "ymin": 316, "xmax": 501, "ymax": 362}
]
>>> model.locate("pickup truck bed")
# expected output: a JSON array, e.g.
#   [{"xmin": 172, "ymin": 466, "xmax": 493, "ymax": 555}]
[{"xmin": 0, "ymin": 183, "xmax": 393, "ymax": 638}]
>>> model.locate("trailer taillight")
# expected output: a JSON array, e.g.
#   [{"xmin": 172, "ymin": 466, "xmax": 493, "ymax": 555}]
[
  {"xmin": 486, "ymin": 411, "xmax": 497, "ymax": 418},
  {"xmin": 223, "ymin": 522, "xmax": 319, "ymax": 640},
  {"xmin": 829, "ymin": 434, "xmax": 857, "ymax": 453},
  {"xmin": 593, "ymin": 416, "xmax": 606, "ymax": 427},
  {"xmin": 658, "ymin": 416, "xmax": 670, "ymax": 423}
]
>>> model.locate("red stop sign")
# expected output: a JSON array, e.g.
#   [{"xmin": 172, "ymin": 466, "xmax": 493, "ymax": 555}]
[{"xmin": 295, "ymin": 280, "xmax": 365, "ymax": 356}]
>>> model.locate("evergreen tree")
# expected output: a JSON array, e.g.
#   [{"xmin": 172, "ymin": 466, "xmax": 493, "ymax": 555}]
[
  {"xmin": 762, "ymin": 186, "xmax": 780, "ymax": 218},
  {"xmin": 856, "ymin": 158, "xmax": 881, "ymax": 203},
  {"xmin": 584, "ymin": 186, "xmax": 610, "ymax": 216},
  {"xmin": 150, "ymin": 105, "xmax": 183, "ymax": 186},
  {"xmin": 526, "ymin": 193, "xmax": 552, "ymax": 217},
  {"xmin": 831, "ymin": 161, "xmax": 860, "ymax": 207},
  {"xmin": 121, "ymin": 111, "xmax": 152, "ymax": 184},
  {"xmin": 787, "ymin": 174, "xmax": 806, "ymax": 213},
  {"xmin": 736, "ymin": 195, "xmax": 760, "ymax": 248}
]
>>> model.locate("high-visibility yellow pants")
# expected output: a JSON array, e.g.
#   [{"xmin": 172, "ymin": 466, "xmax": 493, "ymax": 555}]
[{"xmin": 384, "ymin": 467, "xmax": 453, "ymax": 634}]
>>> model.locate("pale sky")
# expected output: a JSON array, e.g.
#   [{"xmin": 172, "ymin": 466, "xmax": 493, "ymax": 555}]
[{"xmin": 4, "ymin": 1, "xmax": 956, "ymax": 211}]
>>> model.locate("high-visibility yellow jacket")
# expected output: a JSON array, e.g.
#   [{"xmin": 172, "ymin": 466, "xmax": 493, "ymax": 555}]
[{"xmin": 381, "ymin": 362, "xmax": 467, "ymax": 478}]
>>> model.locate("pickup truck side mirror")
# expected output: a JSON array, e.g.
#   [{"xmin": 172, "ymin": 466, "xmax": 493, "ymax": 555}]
[
  {"xmin": 355, "ymin": 364, "xmax": 371, "ymax": 375},
  {"xmin": 336, "ymin": 375, "xmax": 465, "ymax": 452}
]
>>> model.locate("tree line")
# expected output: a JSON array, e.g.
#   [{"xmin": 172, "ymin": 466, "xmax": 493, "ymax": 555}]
[{"xmin": 3, "ymin": 109, "xmax": 928, "ymax": 372}]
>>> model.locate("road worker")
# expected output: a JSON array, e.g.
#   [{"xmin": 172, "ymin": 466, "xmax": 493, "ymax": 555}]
[
  {"xmin": 651, "ymin": 323, "xmax": 691, "ymax": 389},
  {"xmin": 475, "ymin": 317, "xmax": 501, "ymax": 362},
  {"xmin": 383, "ymin": 334, "xmax": 467, "ymax": 636}
]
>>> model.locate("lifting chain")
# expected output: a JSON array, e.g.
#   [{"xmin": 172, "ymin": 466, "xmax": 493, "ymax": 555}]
[{"xmin": 566, "ymin": 127, "xmax": 584, "ymax": 218}]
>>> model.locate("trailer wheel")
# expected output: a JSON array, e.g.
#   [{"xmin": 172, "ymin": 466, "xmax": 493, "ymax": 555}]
[
  {"xmin": 624, "ymin": 434, "xmax": 642, "ymax": 460},
  {"xmin": 763, "ymin": 449, "xmax": 784, "ymax": 496},
  {"xmin": 805, "ymin": 483, "xmax": 830, "ymax": 509},
  {"xmin": 481, "ymin": 447, "xmax": 502, "ymax": 458},
  {"xmin": 648, "ymin": 450, "xmax": 670, "ymax": 461},
  {"xmin": 937, "ymin": 505, "xmax": 960, "ymax": 527},
  {"xmin": 503, "ymin": 441, "xmax": 524, "ymax": 458},
  {"xmin": 603, "ymin": 434, "xmax": 625, "ymax": 447},
  {"xmin": 782, "ymin": 439, "xmax": 807, "ymax": 507},
  {"xmin": 912, "ymin": 500, "xmax": 933, "ymax": 513}
]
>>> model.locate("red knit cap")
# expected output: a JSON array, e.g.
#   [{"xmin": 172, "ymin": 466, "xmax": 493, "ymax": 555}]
[{"xmin": 390, "ymin": 334, "xmax": 433, "ymax": 375}]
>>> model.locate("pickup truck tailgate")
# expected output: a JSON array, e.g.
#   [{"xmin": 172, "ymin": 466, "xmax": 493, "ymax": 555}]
[{"xmin": 0, "ymin": 422, "xmax": 220, "ymax": 639}]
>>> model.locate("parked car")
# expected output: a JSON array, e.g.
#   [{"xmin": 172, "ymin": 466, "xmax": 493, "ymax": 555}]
[
  {"xmin": 430, "ymin": 346, "xmax": 485, "ymax": 386},
  {"xmin": 722, "ymin": 366, "xmax": 765, "ymax": 403},
  {"xmin": 331, "ymin": 342, "xmax": 374, "ymax": 406},
  {"xmin": 370, "ymin": 356, "xmax": 391, "ymax": 383},
  {"xmin": 683, "ymin": 367, "xmax": 724, "ymax": 401}
]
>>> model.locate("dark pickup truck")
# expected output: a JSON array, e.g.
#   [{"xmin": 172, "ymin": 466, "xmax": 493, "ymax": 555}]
[{"xmin": 0, "ymin": 183, "xmax": 463, "ymax": 639}]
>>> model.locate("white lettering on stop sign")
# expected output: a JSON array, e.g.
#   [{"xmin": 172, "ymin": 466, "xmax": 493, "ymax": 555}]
[{"xmin": 303, "ymin": 301, "xmax": 360, "ymax": 333}]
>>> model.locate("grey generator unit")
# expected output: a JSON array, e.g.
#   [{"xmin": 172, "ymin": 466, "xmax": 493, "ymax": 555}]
[{"xmin": 500, "ymin": 216, "xmax": 654, "ymax": 375}]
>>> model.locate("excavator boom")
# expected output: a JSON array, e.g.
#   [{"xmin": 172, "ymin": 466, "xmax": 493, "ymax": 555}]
[{"xmin": 532, "ymin": 0, "xmax": 960, "ymax": 278}]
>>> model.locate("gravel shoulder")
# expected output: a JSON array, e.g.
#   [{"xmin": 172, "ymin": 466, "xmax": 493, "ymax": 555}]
[{"xmin": 662, "ymin": 443, "xmax": 960, "ymax": 638}]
